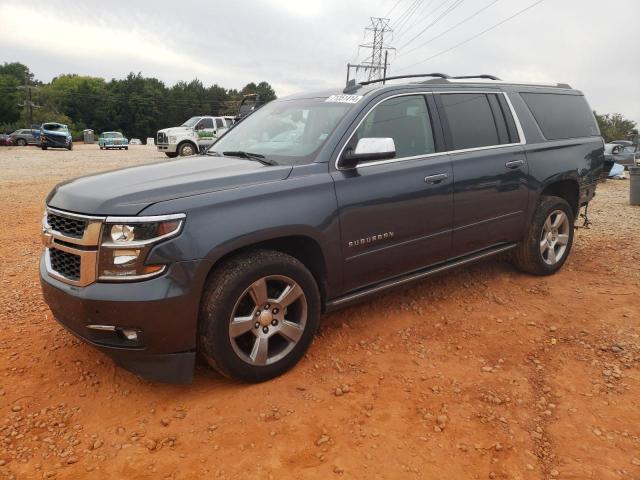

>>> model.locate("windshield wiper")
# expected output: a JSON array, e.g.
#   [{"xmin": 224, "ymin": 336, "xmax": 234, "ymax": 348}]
[{"xmin": 222, "ymin": 151, "xmax": 278, "ymax": 166}]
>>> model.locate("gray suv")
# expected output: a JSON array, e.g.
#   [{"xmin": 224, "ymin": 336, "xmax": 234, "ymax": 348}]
[{"xmin": 40, "ymin": 74, "xmax": 604, "ymax": 383}]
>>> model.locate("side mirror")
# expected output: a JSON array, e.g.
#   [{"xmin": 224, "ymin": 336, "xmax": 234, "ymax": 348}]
[{"xmin": 341, "ymin": 137, "xmax": 396, "ymax": 168}]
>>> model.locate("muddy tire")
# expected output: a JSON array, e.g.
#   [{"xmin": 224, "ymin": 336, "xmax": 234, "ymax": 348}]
[
  {"xmin": 512, "ymin": 195, "xmax": 574, "ymax": 275},
  {"xmin": 178, "ymin": 142, "xmax": 197, "ymax": 157},
  {"xmin": 199, "ymin": 249, "xmax": 320, "ymax": 382}
]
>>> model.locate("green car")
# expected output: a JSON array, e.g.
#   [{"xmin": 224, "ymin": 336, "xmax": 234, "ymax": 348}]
[{"xmin": 99, "ymin": 132, "xmax": 129, "ymax": 150}]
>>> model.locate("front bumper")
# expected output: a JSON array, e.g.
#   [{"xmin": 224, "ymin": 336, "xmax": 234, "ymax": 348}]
[
  {"xmin": 42, "ymin": 135, "xmax": 70, "ymax": 148},
  {"xmin": 39, "ymin": 255, "xmax": 208, "ymax": 384},
  {"xmin": 157, "ymin": 143, "xmax": 177, "ymax": 153}
]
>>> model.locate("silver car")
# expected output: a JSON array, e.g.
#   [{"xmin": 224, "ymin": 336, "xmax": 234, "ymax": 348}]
[
  {"xmin": 9, "ymin": 128, "xmax": 39, "ymax": 146},
  {"xmin": 605, "ymin": 142, "xmax": 640, "ymax": 168}
]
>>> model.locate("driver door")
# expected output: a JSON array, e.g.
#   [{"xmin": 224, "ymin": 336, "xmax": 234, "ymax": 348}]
[
  {"xmin": 195, "ymin": 118, "xmax": 215, "ymax": 142},
  {"xmin": 331, "ymin": 94, "xmax": 453, "ymax": 292}
]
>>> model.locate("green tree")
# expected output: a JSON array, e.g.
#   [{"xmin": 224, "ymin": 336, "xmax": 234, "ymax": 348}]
[
  {"xmin": 0, "ymin": 74, "xmax": 21, "ymax": 129},
  {"xmin": 595, "ymin": 112, "xmax": 637, "ymax": 143}
]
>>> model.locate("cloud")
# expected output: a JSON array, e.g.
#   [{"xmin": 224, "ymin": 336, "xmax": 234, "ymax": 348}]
[{"xmin": 0, "ymin": 0, "xmax": 638, "ymax": 124}]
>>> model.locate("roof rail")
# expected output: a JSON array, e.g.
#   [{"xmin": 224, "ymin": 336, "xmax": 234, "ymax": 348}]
[
  {"xmin": 452, "ymin": 74, "xmax": 502, "ymax": 81},
  {"xmin": 359, "ymin": 73, "xmax": 450, "ymax": 86}
]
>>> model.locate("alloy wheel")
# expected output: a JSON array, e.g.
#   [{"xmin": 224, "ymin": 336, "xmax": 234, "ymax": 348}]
[
  {"xmin": 228, "ymin": 275, "xmax": 307, "ymax": 366},
  {"xmin": 540, "ymin": 209, "xmax": 570, "ymax": 265}
]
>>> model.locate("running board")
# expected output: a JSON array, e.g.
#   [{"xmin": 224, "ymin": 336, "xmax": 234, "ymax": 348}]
[{"xmin": 325, "ymin": 243, "xmax": 517, "ymax": 312}]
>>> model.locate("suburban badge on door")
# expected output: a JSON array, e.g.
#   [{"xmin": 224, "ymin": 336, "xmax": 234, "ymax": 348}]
[{"xmin": 348, "ymin": 231, "xmax": 395, "ymax": 248}]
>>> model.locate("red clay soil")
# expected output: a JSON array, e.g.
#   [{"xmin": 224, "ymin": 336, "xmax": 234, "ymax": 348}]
[{"xmin": 0, "ymin": 146, "xmax": 639, "ymax": 479}]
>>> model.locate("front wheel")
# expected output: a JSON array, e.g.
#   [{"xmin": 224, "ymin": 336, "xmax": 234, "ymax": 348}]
[
  {"xmin": 41, "ymin": 145, "xmax": 47, "ymax": 150},
  {"xmin": 164, "ymin": 152, "xmax": 178, "ymax": 158},
  {"xmin": 178, "ymin": 142, "xmax": 196, "ymax": 157},
  {"xmin": 67, "ymin": 142, "xmax": 73, "ymax": 151},
  {"xmin": 199, "ymin": 250, "xmax": 320, "ymax": 382},
  {"xmin": 512, "ymin": 196, "xmax": 574, "ymax": 275},
  {"xmin": 16, "ymin": 139, "xmax": 27, "ymax": 146}
]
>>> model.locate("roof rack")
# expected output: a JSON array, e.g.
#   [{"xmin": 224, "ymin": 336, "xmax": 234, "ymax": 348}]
[
  {"xmin": 452, "ymin": 74, "xmax": 502, "ymax": 81},
  {"xmin": 360, "ymin": 73, "xmax": 451, "ymax": 86}
]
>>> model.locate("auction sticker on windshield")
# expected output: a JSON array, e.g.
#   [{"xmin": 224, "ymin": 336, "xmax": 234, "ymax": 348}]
[{"xmin": 325, "ymin": 94, "xmax": 363, "ymax": 103}]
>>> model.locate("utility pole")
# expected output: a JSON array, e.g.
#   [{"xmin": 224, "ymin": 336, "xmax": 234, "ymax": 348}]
[
  {"xmin": 346, "ymin": 17, "xmax": 394, "ymax": 85},
  {"xmin": 25, "ymin": 73, "xmax": 33, "ymax": 127}
]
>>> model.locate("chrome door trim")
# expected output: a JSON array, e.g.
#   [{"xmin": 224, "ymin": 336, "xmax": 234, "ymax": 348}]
[{"xmin": 334, "ymin": 90, "xmax": 527, "ymax": 171}]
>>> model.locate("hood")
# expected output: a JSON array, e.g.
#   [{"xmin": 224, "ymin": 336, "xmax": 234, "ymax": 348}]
[
  {"xmin": 158, "ymin": 126, "xmax": 193, "ymax": 135},
  {"xmin": 46, "ymin": 156, "xmax": 293, "ymax": 215}
]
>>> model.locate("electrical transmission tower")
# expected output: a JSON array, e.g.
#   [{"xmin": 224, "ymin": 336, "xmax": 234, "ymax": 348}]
[{"xmin": 346, "ymin": 17, "xmax": 395, "ymax": 85}]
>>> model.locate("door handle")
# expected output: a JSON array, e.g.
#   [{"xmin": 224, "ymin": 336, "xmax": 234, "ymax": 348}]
[
  {"xmin": 424, "ymin": 173, "xmax": 448, "ymax": 184},
  {"xmin": 505, "ymin": 159, "xmax": 525, "ymax": 169}
]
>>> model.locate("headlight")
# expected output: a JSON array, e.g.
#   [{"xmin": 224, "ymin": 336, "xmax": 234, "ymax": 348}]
[
  {"xmin": 168, "ymin": 136, "xmax": 177, "ymax": 144},
  {"xmin": 97, "ymin": 214, "xmax": 185, "ymax": 281}
]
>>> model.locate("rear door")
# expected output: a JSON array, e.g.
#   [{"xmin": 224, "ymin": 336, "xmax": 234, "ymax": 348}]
[
  {"xmin": 331, "ymin": 93, "xmax": 453, "ymax": 292},
  {"xmin": 435, "ymin": 91, "xmax": 528, "ymax": 257}
]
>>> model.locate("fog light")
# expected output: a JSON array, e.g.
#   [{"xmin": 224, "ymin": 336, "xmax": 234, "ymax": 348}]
[{"xmin": 120, "ymin": 329, "xmax": 138, "ymax": 341}]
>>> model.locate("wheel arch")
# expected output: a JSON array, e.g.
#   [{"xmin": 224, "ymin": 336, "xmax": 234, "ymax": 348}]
[
  {"xmin": 177, "ymin": 140, "xmax": 198, "ymax": 155},
  {"xmin": 204, "ymin": 233, "xmax": 329, "ymax": 306},
  {"xmin": 539, "ymin": 178, "xmax": 580, "ymax": 215}
]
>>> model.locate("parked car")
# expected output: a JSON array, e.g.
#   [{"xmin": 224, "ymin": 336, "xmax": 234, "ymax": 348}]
[
  {"xmin": 156, "ymin": 116, "xmax": 231, "ymax": 158},
  {"xmin": 0, "ymin": 134, "xmax": 13, "ymax": 146},
  {"xmin": 9, "ymin": 128, "xmax": 40, "ymax": 146},
  {"xmin": 605, "ymin": 142, "xmax": 639, "ymax": 169},
  {"xmin": 40, "ymin": 74, "xmax": 604, "ymax": 384},
  {"xmin": 40, "ymin": 123, "xmax": 72, "ymax": 150},
  {"xmin": 99, "ymin": 132, "xmax": 129, "ymax": 150},
  {"xmin": 129, "ymin": 138, "xmax": 142, "ymax": 145}
]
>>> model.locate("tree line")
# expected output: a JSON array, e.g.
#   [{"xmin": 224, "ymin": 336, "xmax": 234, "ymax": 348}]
[{"xmin": 0, "ymin": 62, "xmax": 277, "ymax": 140}]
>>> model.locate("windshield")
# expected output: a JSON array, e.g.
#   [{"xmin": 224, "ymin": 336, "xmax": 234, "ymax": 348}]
[
  {"xmin": 43, "ymin": 124, "xmax": 67, "ymax": 132},
  {"xmin": 104, "ymin": 132, "xmax": 122, "ymax": 138},
  {"xmin": 210, "ymin": 98, "xmax": 353, "ymax": 164},
  {"xmin": 604, "ymin": 144, "xmax": 616, "ymax": 154},
  {"xmin": 181, "ymin": 117, "xmax": 202, "ymax": 128}
]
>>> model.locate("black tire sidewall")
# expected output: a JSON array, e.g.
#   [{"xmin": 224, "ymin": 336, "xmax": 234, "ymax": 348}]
[
  {"xmin": 200, "ymin": 252, "xmax": 320, "ymax": 382},
  {"xmin": 530, "ymin": 197, "xmax": 575, "ymax": 274}
]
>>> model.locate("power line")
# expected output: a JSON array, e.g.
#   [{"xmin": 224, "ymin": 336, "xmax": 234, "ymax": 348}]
[
  {"xmin": 395, "ymin": 0, "xmax": 545, "ymax": 72},
  {"xmin": 393, "ymin": 0, "xmax": 436, "ymax": 40},
  {"xmin": 394, "ymin": 0, "xmax": 448, "ymax": 40},
  {"xmin": 397, "ymin": 0, "xmax": 467, "ymax": 50},
  {"xmin": 396, "ymin": 0, "xmax": 500, "ymax": 58},
  {"xmin": 384, "ymin": 0, "xmax": 404, "ymax": 17},
  {"xmin": 392, "ymin": 0, "xmax": 422, "ymax": 33}
]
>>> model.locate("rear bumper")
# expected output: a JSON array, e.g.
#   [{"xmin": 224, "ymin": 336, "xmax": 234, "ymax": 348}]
[{"xmin": 39, "ymin": 256, "xmax": 210, "ymax": 384}]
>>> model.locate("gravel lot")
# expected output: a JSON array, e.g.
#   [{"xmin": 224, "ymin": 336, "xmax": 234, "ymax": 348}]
[{"xmin": 0, "ymin": 144, "xmax": 639, "ymax": 480}]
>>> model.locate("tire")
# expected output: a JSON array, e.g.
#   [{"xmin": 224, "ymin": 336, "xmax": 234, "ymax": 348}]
[
  {"xmin": 125, "ymin": 146, "xmax": 128, "ymax": 150},
  {"xmin": 41, "ymin": 146, "xmax": 47, "ymax": 150},
  {"xmin": 67, "ymin": 142, "xmax": 73, "ymax": 151},
  {"xmin": 512, "ymin": 195, "xmax": 574, "ymax": 275},
  {"xmin": 16, "ymin": 139, "xmax": 26, "ymax": 146},
  {"xmin": 99, "ymin": 146, "xmax": 104, "ymax": 150},
  {"xmin": 199, "ymin": 249, "xmax": 320, "ymax": 382},
  {"xmin": 164, "ymin": 152, "xmax": 178, "ymax": 158},
  {"xmin": 178, "ymin": 142, "xmax": 196, "ymax": 157}
]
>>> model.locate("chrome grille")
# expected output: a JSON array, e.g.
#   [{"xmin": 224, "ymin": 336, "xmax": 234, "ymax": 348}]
[
  {"xmin": 49, "ymin": 249, "xmax": 81, "ymax": 281},
  {"xmin": 47, "ymin": 213, "xmax": 86, "ymax": 238}
]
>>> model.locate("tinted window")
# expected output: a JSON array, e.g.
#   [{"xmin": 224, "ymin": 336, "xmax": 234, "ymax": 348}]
[
  {"xmin": 440, "ymin": 93, "xmax": 500, "ymax": 150},
  {"xmin": 349, "ymin": 95, "xmax": 435, "ymax": 158},
  {"xmin": 521, "ymin": 93, "xmax": 599, "ymax": 140},
  {"xmin": 215, "ymin": 118, "xmax": 224, "ymax": 128},
  {"xmin": 198, "ymin": 118, "xmax": 214, "ymax": 129}
]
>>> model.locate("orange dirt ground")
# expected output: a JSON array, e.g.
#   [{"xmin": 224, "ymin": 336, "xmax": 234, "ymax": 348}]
[{"xmin": 0, "ymin": 145, "xmax": 639, "ymax": 480}]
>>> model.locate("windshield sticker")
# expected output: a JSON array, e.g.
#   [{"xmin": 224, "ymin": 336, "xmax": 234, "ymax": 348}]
[{"xmin": 325, "ymin": 94, "xmax": 363, "ymax": 104}]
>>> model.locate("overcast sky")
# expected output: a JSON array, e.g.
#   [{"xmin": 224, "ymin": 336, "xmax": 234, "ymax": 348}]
[{"xmin": 1, "ymin": 0, "xmax": 638, "ymax": 125}]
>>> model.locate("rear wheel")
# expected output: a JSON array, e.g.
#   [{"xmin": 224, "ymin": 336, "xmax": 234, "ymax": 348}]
[
  {"xmin": 16, "ymin": 138, "xmax": 26, "ymax": 146},
  {"xmin": 199, "ymin": 250, "xmax": 320, "ymax": 382},
  {"xmin": 512, "ymin": 196, "xmax": 574, "ymax": 275}
]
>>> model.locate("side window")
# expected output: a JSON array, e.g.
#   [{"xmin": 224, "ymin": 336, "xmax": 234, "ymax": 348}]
[
  {"xmin": 440, "ymin": 93, "xmax": 501, "ymax": 150},
  {"xmin": 520, "ymin": 92, "xmax": 599, "ymax": 140},
  {"xmin": 215, "ymin": 118, "xmax": 224, "ymax": 128},
  {"xmin": 198, "ymin": 118, "xmax": 214, "ymax": 129},
  {"xmin": 224, "ymin": 118, "xmax": 233, "ymax": 127},
  {"xmin": 348, "ymin": 95, "xmax": 435, "ymax": 158}
]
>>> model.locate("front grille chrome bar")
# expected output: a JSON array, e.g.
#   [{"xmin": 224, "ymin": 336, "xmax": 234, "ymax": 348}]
[{"xmin": 43, "ymin": 207, "xmax": 103, "ymax": 287}]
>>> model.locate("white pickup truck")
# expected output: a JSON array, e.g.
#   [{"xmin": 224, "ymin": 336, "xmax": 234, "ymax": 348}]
[{"xmin": 156, "ymin": 116, "xmax": 234, "ymax": 157}]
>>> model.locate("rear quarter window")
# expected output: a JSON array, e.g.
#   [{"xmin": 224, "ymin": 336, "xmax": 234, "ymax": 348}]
[{"xmin": 520, "ymin": 92, "xmax": 599, "ymax": 140}]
